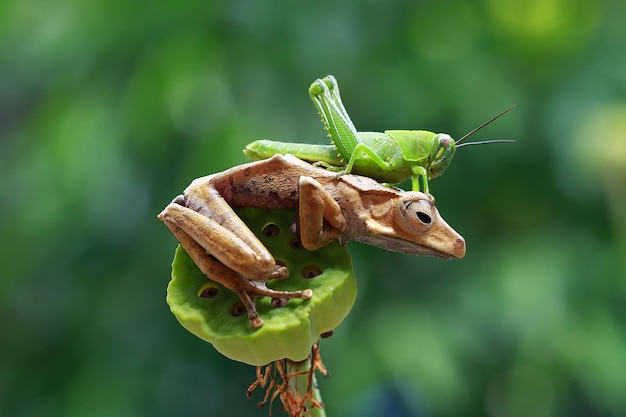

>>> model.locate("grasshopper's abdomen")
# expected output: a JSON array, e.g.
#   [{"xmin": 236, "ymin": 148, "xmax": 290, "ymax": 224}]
[{"xmin": 244, "ymin": 140, "xmax": 343, "ymax": 165}]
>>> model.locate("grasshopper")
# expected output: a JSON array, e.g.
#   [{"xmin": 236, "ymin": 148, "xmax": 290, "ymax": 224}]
[
  {"xmin": 244, "ymin": 75, "xmax": 513, "ymax": 194},
  {"xmin": 158, "ymin": 154, "xmax": 465, "ymax": 328}
]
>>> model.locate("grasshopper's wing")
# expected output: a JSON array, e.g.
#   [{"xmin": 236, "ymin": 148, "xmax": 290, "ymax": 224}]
[{"xmin": 385, "ymin": 130, "xmax": 433, "ymax": 162}]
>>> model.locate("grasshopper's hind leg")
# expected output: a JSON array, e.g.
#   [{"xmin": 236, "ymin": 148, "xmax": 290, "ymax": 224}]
[
  {"xmin": 309, "ymin": 76, "xmax": 395, "ymax": 179},
  {"xmin": 309, "ymin": 76, "xmax": 361, "ymax": 166},
  {"xmin": 320, "ymin": 75, "xmax": 352, "ymax": 123}
]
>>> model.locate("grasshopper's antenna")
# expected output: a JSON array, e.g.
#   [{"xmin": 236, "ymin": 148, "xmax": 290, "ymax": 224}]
[
  {"xmin": 456, "ymin": 105, "xmax": 516, "ymax": 145},
  {"xmin": 457, "ymin": 139, "xmax": 515, "ymax": 148}
]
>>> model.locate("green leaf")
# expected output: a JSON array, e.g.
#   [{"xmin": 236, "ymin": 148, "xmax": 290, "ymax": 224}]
[{"xmin": 166, "ymin": 207, "xmax": 356, "ymax": 366}]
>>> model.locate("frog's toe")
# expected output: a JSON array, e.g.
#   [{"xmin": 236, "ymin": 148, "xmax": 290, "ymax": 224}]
[
  {"xmin": 235, "ymin": 283, "xmax": 313, "ymax": 328},
  {"xmin": 269, "ymin": 264, "xmax": 289, "ymax": 280},
  {"xmin": 249, "ymin": 315, "xmax": 263, "ymax": 329}
]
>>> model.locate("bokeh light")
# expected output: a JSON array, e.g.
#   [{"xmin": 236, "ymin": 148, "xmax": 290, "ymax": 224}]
[{"xmin": 1, "ymin": 0, "xmax": 624, "ymax": 416}]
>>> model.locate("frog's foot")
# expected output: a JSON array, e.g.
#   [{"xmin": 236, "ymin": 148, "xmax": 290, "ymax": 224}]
[{"xmin": 234, "ymin": 282, "xmax": 313, "ymax": 329}]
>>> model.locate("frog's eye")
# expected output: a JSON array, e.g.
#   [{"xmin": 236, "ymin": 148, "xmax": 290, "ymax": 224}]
[
  {"xmin": 197, "ymin": 283, "xmax": 219, "ymax": 298},
  {"xmin": 400, "ymin": 198, "xmax": 435, "ymax": 233},
  {"xmin": 405, "ymin": 200, "xmax": 433, "ymax": 224},
  {"xmin": 415, "ymin": 209, "xmax": 432, "ymax": 224}
]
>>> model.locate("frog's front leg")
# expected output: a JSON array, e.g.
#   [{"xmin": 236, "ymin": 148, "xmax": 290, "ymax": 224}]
[
  {"xmin": 297, "ymin": 176, "xmax": 347, "ymax": 250},
  {"xmin": 158, "ymin": 195, "xmax": 312, "ymax": 328}
]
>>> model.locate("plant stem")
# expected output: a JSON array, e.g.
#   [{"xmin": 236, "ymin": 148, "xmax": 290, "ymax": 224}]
[
  {"xmin": 309, "ymin": 372, "xmax": 326, "ymax": 417},
  {"xmin": 287, "ymin": 358, "xmax": 326, "ymax": 417}
]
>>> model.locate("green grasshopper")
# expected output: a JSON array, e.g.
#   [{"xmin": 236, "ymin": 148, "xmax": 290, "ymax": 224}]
[{"xmin": 244, "ymin": 75, "xmax": 513, "ymax": 194}]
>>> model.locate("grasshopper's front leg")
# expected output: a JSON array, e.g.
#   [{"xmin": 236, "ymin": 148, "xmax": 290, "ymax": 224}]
[
  {"xmin": 411, "ymin": 165, "xmax": 430, "ymax": 195},
  {"xmin": 309, "ymin": 76, "xmax": 393, "ymax": 177},
  {"xmin": 158, "ymin": 192, "xmax": 312, "ymax": 328}
]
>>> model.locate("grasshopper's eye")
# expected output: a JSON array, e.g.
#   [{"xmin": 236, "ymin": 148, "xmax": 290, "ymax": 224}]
[{"xmin": 438, "ymin": 134, "xmax": 452, "ymax": 148}]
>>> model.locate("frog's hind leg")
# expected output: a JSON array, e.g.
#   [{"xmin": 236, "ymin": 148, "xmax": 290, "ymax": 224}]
[
  {"xmin": 159, "ymin": 194, "xmax": 280, "ymax": 281},
  {"xmin": 162, "ymin": 216, "xmax": 312, "ymax": 329}
]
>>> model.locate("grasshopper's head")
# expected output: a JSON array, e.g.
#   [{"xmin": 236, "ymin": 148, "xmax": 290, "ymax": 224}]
[
  {"xmin": 428, "ymin": 105, "xmax": 517, "ymax": 179},
  {"xmin": 428, "ymin": 133, "xmax": 456, "ymax": 179}
]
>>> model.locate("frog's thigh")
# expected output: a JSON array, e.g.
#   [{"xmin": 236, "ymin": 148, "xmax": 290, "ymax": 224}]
[
  {"xmin": 183, "ymin": 187, "xmax": 276, "ymax": 266},
  {"xmin": 159, "ymin": 202, "xmax": 276, "ymax": 279}
]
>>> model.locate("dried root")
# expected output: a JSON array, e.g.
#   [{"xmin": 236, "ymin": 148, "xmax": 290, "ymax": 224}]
[{"xmin": 247, "ymin": 342, "xmax": 328, "ymax": 416}]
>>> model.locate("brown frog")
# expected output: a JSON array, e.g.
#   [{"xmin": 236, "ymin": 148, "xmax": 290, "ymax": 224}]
[{"xmin": 158, "ymin": 154, "xmax": 465, "ymax": 328}]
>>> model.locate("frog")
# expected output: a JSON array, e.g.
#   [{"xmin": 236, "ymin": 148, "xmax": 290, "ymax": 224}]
[{"xmin": 158, "ymin": 154, "xmax": 465, "ymax": 328}]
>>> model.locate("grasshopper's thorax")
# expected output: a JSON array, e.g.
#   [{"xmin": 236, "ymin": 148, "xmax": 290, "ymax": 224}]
[{"xmin": 428, "ymin": 133, "xmax": 456, "ymax": 179}]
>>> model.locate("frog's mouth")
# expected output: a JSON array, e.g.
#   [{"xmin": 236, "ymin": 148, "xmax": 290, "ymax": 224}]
[{"xmin": 354, "ymin": 233, "xmax": 466, "ymax": 259}]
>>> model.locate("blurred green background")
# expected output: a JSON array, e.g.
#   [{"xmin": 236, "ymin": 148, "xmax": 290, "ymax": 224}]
[{"xmin": 1, "ymin": 0, "xmax": 625, "ymax": 416}]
